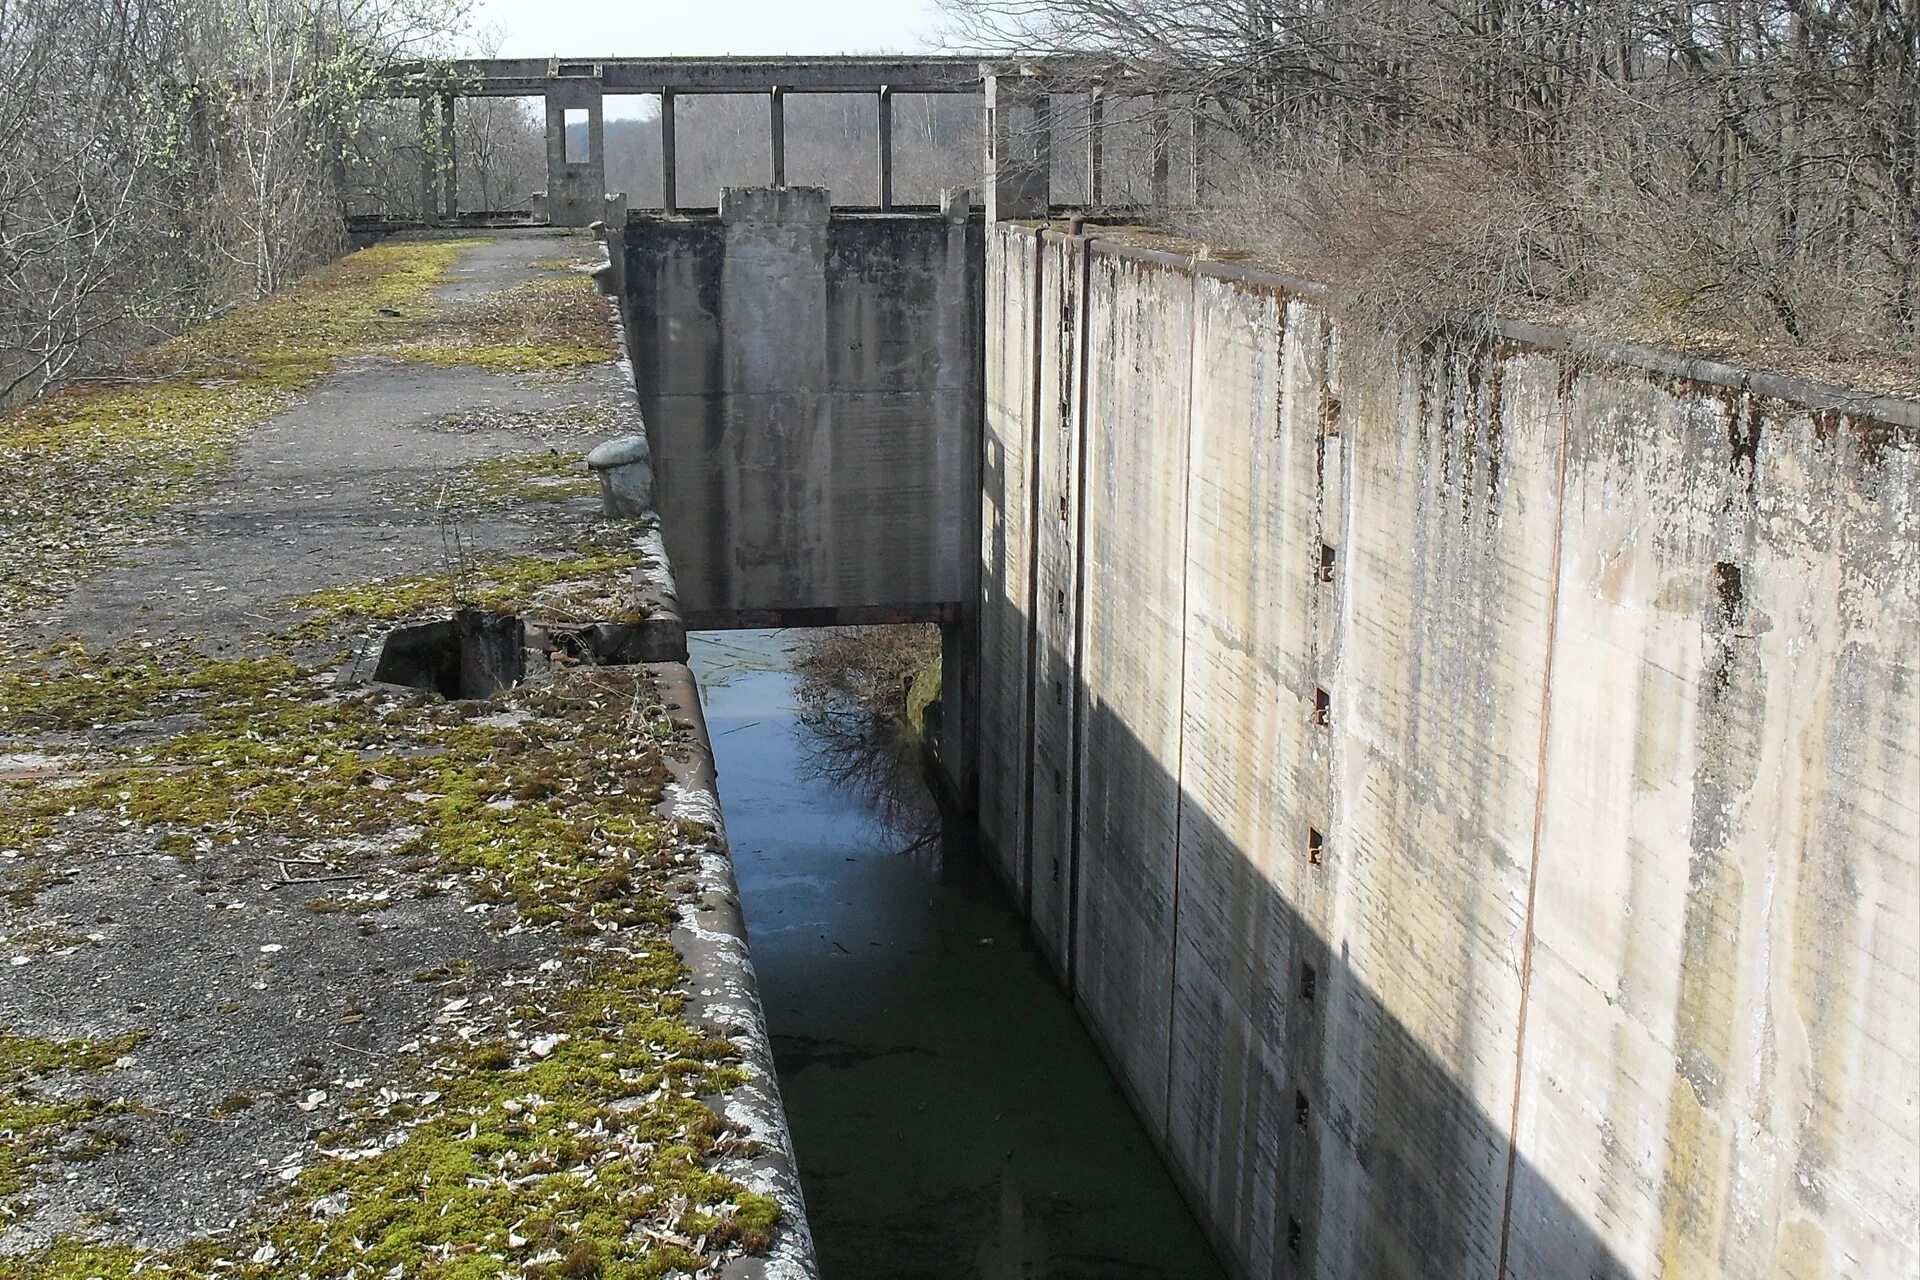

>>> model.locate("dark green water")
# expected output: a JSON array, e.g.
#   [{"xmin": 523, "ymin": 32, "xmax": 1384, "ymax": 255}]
[{"xmin": 690, "ymin": 630, "xmax": 1227, "ymax": 1280}]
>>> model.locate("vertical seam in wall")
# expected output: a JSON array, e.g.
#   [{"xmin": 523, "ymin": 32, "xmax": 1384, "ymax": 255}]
[
  {"xmin": 1064, "ymin": 234, "xmax": 1093, "ymax": 995},
  {"xmin": 1161, "ymin": 266, "xmax": 1203, "ymax": 1139},
  {"xmin": 1496, "ymin": 374, "xmax": 1572, "ymax": 1280},
  {"xmin": 1018, "ymin": 230, "xmax": 1047, "ymax": 936}
]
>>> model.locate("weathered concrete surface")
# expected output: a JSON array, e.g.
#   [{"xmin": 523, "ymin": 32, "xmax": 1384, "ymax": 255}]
[
  {"xmin": 0, "ymin": 230, "xmax": 814, "ymax": 1277},
  {"xmin": 614, "ymin": 189, "xmax": 984, "ymax": 627},
  {"xmin": 543, "ymin": 78, "xmax": 606, "ymax": 228},
  {"xmin": 978, "ymin": 221, "xmax": 1919, "ymax": 1280}
]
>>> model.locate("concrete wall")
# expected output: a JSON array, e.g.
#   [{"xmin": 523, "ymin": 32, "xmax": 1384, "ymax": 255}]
[
  {"xmin": 616, "ymin": 188, "xmax": 983, "ymax": 628},
  {"xmin": 978, "ymin": 222, "xmax": 1919, "ymax": 1280},
  {"xmin": 543, "ymin": 79, "xmax": 606, "ymax": 228}
]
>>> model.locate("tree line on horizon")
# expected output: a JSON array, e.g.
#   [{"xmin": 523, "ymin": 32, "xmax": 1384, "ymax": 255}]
[
  {"xmin": 2, "ymin": 0, "xmax": 1913, "ymax": 410},
  {"xmin": 940, "ymin": 0, "xmax": 1919, "ymax": 368}
]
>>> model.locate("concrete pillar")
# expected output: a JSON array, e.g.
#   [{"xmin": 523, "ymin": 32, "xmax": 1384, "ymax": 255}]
[
  {"xmin": 877, "ymin": 86, "xmax": 894, "ymax": 210},
  {"xmin": 439, "ymin": 93, "xmax": 457, "ymax": 221},
  {"xmin": 660, "ymin": 88, "xmax": 677, "ymax": 213},
  {"xmin": 417, "ymin": 95, "xmax": 436, "ymax": 219},
  {"xmin": 1189, "ymin": 101, "xmax": 1206, "ymax": 206},
  {"xmin": 936, "ymin": 182, "xmax": 981, "ymax": 808},
  {"xmin": 984, "ymin": 73, "xmax": 1051, "ymax": 224},
  {"xmin": 544, "ymin": 79, "xmax": 605, "ymax": 228},
  {"xmin": 768, "ymin": 86, "xmax": 786, "ymax": 187},
  {"xmin": 1149, "ymin": 92, "xmax": 1171, "ymax": 206},
  {"xmin": 1087, "ymin": 88, "xmax": 1106, "ymax": 206}
]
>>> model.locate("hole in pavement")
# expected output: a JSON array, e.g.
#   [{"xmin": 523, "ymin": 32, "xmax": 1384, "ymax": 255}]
[{"xmin": 374, "ymin": 610, "xmax": 526, "ymax": 700}]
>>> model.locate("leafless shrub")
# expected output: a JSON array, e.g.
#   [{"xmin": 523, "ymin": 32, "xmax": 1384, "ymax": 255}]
[
  {"xmin": 944, "ymin": 0, "xmax": 1920, "ymax": 369},
  {"xmin": 0, "ymin": 0, "xmax": 475, "ymax": 408}
]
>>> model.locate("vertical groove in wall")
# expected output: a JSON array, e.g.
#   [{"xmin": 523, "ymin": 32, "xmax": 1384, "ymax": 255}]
[
  {"xmin": 1160, "ymin": 266, "xmax": 1203, "ymax": 1140},
  {"xmin": 1064, "ymin": 234, "xmax": 1094, "ymax": 994},
  {"xmin": 1017, "ymin": 230, "xmax": 1047, "ymax": 935},
  {"xmin": 1496, "ymin": 376, "xmax": 1574, "ymax": 1279}
]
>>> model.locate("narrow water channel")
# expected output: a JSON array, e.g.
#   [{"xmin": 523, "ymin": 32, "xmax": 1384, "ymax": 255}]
[{"xmin": 690, "ymin": 630, "xmax": 1228, "ymax": 1280}]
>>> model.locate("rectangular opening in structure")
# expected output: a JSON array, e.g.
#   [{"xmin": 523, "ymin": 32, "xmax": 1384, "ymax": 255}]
[
  {"xmin": 1318, "ymin": 543, "xmax": 1337, "ymax": 583},
  {"xmin": 603, "ymin": 94, "xmax": 664, "ymax": 207},
  {"xmin": 1300, "ymin": 962, "xmax": 1317, "ymax": 1002},
  {"xmin": 1313, "ymin": 687, "xmax": 1332, "ymax": 725},
  {"xmin": 670, "ymin": 95, "xmax": 772, "ymax": 209},
  {"xmin": 1307, "ymin": 827, "xmax": 1324, "ymax": 866},
  {"xmin": 455, "ymin": 96, "xmax": 543, "ymax": 213},
  {"xmin": 890, "ymin": 93, "xmax": 982, "ymax": 206},
  {"xmin": 784, "ymin": 92, "xmax": 878, "ymax": 206},
  {"xmin": 1049, "ymin": 91, "xmax": 1096, "ymax": 205},
  {"xmin": 1294, "ymin": 1090, "xmax": 1310, "ymax": 1131},
  {"xmin": 563, "ymin": 108, "xmax": 590, "ymax": 164},
  {"xmin": 341, "ymin": 99, "xmax": 429, "ymax": 219}
]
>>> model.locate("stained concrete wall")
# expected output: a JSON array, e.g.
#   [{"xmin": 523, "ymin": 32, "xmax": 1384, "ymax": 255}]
[
  {"xmin": 978, "ymin": 221, "xmax": 1919, "ymax": 1280},
  {"xmin": 616, "ymin": 188, "xmax": 983, "ymax": 628},
  {"xmin": 543, "ymin": 79, "xmax": 606, "ymax": 229}
]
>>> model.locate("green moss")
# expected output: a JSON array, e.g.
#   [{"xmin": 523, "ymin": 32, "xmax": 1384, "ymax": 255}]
[
  {"xmin": 198, "ymin": 945, "xmax": 774, "ymax": 1280},
  {"xmin": 290, "ymin": 538, "xmax": 642, "ymax": 634},
  {"xmin": 0, "ymin": 236, "xmax": 621, "ymax": 622},
  {"xmin": 0, "ymin": 1238, "xmax": 148, "ymax": 1280},
  {"xmin": 397, "ymin": 276, "xmax": 619, "ymax": 374},
  {"xmin": 0, "ymin": 1030, "xmax": 146, "ymax": 1208},
  {"xmin": 0, "ymin": 542, "xmax": 775, "ymax": 1274},
  {"xmin": 0, "ymin": 648, "xmax": 301, "ymax": 733},
  {"xmin": 432, "ymin": 447, "xmax": 599, "ymax": 510}
]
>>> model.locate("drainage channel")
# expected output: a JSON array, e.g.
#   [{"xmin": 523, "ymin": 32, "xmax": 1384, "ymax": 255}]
[{"xmin": 691, "ymin": 629, "xmax": 1228, "ymax": 1280}]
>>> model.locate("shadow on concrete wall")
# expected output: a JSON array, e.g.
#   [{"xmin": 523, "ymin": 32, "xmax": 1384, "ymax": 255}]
[{"xmin": 980, "ymin": 629, "xmax": 1636, "ymax": 1280}]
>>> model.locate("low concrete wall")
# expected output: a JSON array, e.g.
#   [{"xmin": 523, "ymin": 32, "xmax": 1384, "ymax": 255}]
[
  {"xmin": 613, "ymin": 189, "xmax": 983, "ymax": 628},
  {"xmin": 979, "ymin": 222, "xmax": 1919, "ymax": 1280}
]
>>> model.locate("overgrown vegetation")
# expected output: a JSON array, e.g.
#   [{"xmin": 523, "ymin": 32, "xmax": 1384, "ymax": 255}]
[
  {"xmin": 0, "ymin": 234, "xmax": 611, "ymax": 620},
  {"xmin": 0, "ymin": 595, "xmax": 777, "ymax": 1275},
  {"xmin": 0, "ymin": 0, "xmax": 494, "ymax": 407},
  {"xmin": 945, "ymin": 0, "xmax": 1920, "ymax": 379},
  {"xmin": 0, "ymin": 1031, "xmax": 147, "ymax": 1212}
]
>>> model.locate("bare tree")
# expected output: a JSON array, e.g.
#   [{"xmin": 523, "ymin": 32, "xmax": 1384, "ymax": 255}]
[
  {"xmin": 941, "ymin": 0, "xmax": 1920, "ymax": 360},
  {"xmin": 0, "ymin": 0, "xmax": 470, "ymax": 407}
]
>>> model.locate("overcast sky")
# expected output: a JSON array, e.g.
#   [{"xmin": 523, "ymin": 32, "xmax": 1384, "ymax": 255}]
[{"xmin": 471, "ymin": 0, "xmax": 950, "ymax": 61}]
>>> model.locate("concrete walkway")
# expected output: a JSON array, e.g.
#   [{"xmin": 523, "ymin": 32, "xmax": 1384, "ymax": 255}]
[{"xmin": 0, "ymin": 231, "xmax": 808, "ymax": 1278}]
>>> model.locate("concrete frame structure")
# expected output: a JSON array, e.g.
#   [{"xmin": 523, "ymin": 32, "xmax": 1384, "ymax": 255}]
[{"xmin": 361, "ymin": 58, "xmax": 1205, "ymax": 228}]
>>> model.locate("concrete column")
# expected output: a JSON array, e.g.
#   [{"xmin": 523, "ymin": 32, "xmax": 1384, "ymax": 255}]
[
  {"xmin": 439, "ymin": 93, "xmax": 457, "ymax": 221},
  {"xmin": 877, "ymin": 86, "xmax": 894, "ymax": 210},
  {"xmin": 1189, "ymin": 101, "xmax": 1206, "ymax": 206},
  {"xmin": 984, "ymin": 74, "xmax": 1051, "ymax": 224},
  {"xmin": 936, "ymin": 184, "xmax": 981, "ymax": 808},
  {"xmin": 1150, "ymin": 92, "xmax": 1171, "ymax": 206},
  {"xmin": 417, "ymin": 95, "xmax": 436, "ymax": 219},
  {"xmin": 769, "ymin": 86, "xmax": 786, "ymax": 186},
  {"xmin": 660, "ymin": 88, "xmax": 677, "ymax": 213},
  {"xmin": 1087, "ymin": 88, "xmax": 1106, "ymax": 205},
  {"xmin": 544, "ymin": 78, "xmax": 605, "ymax": 227}
]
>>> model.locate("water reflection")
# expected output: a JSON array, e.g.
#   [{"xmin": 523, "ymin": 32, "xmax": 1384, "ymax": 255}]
[{"xmin": 691, "ymin": 629, "xmax": 1227, "ymax": 1280}]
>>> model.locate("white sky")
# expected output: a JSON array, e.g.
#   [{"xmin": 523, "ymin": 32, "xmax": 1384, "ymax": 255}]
[
  {"xmin": 470, "ymin": 0, "xmax": 950, "ymax": 61},
  {"xmin": 470, "ymin": 0, "xmax": 956, "ymax": 118}
]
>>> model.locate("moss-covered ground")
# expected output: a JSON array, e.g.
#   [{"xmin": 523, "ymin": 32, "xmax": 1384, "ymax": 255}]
[
  {"xmin": 0, "ymin": 234, "xmax": 614, "ymax": 621},
  {"xmin": 0, "ymin": 233, "xmax": 777, "ymax": 1276},
  {"xmin": 0, "ymin": 561, "xmax": 776, "ymax": 1278}
]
